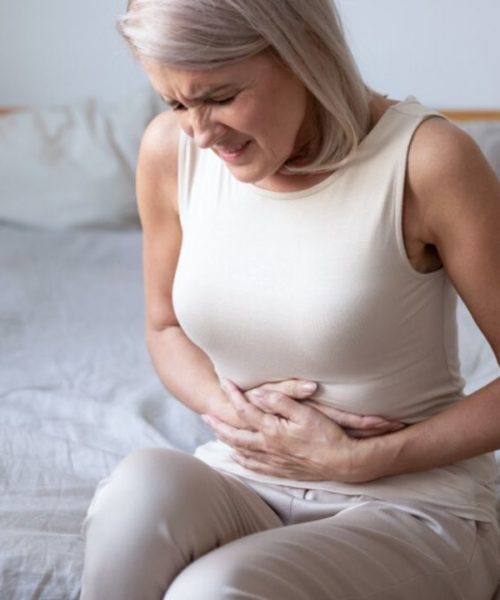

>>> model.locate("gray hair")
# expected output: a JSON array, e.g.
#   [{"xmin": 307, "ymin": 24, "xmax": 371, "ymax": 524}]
[{"xmin": 117, "ymin": 0, "xmax": 371, "ymax": 174}]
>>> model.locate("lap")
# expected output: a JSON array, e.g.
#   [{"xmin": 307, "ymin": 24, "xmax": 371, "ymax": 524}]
[
  {"xmin": 82, "ymin": 449, "xmax": 500, "ymax": 600},
  {"xmin": 166, "ymin": 485, "xmax": 500, "ymax": 600}
]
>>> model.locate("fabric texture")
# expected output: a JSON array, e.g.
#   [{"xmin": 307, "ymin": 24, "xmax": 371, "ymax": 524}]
[
  {"xmin": 80, "ymin": 448, "xmax": 500, "ymax": 600},
  {"xmin": 0, "ymin": 223, "xmax": 498, "ymax": 598},
  {"xmin": 173, "ymin": 97, "xmax": 498, "ymax": 522},
  {"xmin": 0, "ymin": 100, "xmax": 499, "ymax": 597},
  {"xmin": 0, "ymin": 88, "xmax": 163, "ymax": 229}
]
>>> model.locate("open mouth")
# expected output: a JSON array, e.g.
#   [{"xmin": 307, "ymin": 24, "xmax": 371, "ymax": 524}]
[{"xmin": 215, "ymin": 141, "xmax": 251, "ymax": 162}]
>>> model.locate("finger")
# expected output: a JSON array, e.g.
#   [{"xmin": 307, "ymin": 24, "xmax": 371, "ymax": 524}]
[
  {"xmin": 221, "ymin": 379, "xmax": 274, "ymax": 430},
  {"xmin": 231, "ymin": 452, "xmax": 291, "ymax": 476},
  {"xmin": 251, "ymin": 379, "xmax": 318, "ymax": 399},
  {"xmin": 305, "ymin": 401, "xmax": 403, "ymax": 430},
  {"xmin": 231, "ymin": 452, "xmax": 313, "ymax": 480},
  {"xmin": 247, "ymin": 390, "xmax": 312, "ymax": 424},
  {"xmin": 344, "ymin": 423, "xmax": 406, "ymax": 438},
  {"xmin": 202, "ymin": 415, "xmax": 265, "ymax": 452},
  {"xmin": 231, "ymin": 453, "xmax": 274, "ymax": 475}
]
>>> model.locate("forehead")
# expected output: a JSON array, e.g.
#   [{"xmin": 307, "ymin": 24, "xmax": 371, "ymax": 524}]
[{"xmin": 142, "ymin": 53, "xmax": 275, "ymax": 100}]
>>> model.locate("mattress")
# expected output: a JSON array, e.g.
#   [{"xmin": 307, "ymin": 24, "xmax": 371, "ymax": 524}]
[{"xmin": 0, "ymin": 224, "xmax": 212, "ymax": 599}]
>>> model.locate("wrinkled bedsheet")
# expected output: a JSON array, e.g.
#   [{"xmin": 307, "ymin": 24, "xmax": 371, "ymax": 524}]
[
  {"xmin": 0, "ymin": 224, "xmax": 212, "ymax": 599},
  {"xmin": 0, "ymin": 223, "xmax": 498, "ymax": 599}
]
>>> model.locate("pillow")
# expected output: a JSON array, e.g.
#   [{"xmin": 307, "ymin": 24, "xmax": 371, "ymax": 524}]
[
  {"xmin": 457, "ymin": 119, "xmax": 500, "ymax": 179},
  {"xmin": 457, "ymin": 295, "xmax": 499, "ymax": 395},
  {"xmin": 0, "ymin": 87, "xmax": 164, "ymax": 229}
]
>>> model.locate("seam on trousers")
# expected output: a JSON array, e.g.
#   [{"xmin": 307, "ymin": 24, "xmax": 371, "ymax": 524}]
[
  {"xmin": 287, "ymin": 496, "xmax": 294, "ymax": 524},
  {"xmin": 222, "ymin": 474, "xmax": 286, "ymax": 530}
]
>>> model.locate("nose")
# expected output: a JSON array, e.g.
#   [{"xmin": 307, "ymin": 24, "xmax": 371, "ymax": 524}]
[{"xmin": 185, "ymin": 109, "xmax": 226, "ymax": 149}]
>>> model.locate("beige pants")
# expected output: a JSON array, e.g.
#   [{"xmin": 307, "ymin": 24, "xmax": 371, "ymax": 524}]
[{"xmin": 80, "ymin": 448, "xmax": 500, "ymax": 600}]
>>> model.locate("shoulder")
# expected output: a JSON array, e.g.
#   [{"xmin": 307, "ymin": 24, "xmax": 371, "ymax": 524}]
[
  {"xmin": 407, "ymin": 115, "xmax": 482, "ymax": 193},
  {"xmin": 136, "ymin": 109, "xmax": 181, "ymax": 215},
  {"xmin": 139, "ymin": 108, "xmax": 180, "ymax": 166},
  {"xmin": 405, "ymin": 115, "xmax": 499, "ymax": 245},
  {"xmin": 405, "ymin": 114, "xmax": 500, "ymax": 356}
]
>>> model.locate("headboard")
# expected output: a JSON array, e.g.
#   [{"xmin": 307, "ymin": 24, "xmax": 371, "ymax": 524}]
[
  {"xmin": 1, "ymin": 105, "xmax": 500, "ymax": 120},
  {"xmin": 441, "ymin": 110, "xmax": 500, "ymax": 122}
]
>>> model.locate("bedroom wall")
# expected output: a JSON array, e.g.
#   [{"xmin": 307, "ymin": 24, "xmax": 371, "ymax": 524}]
[{"xmin": 1, "ymin": 0, "xmax": 499, "ymax": 108}]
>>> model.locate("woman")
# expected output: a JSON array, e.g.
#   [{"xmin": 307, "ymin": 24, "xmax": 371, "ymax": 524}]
[{"xmin": 80, "ymin": 1, "xmax": 500, "ymax": 598}]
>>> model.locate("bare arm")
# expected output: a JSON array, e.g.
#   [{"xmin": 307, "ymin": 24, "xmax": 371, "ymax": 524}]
[
  {"xmin": 137, "ymin": 111, "xmax": 246, "ymax": 427},
  {"xmin": 353, "ymin": 118, "xmax": 500, "ymax": 480}
]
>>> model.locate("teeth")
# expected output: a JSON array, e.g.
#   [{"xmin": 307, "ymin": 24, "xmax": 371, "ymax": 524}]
[{"xmin": 221, "ymin": 142, "xmax": 247, "ymax": 153}]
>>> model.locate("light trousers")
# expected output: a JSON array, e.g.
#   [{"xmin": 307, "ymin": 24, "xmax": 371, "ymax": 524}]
[{"xmin": 80, "ymin": 448, "xmax": 500, "ymax": 600}]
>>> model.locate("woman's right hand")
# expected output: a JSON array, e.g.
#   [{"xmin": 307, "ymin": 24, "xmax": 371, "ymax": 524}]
[{"xmin": 243, "ymin": 379, "xmax": 405, "ymax": 438}]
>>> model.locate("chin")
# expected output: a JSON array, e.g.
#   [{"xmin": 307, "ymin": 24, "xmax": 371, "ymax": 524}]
[
  {"xmin": 226, "ymin": 164, "xmax": 270, "ymax": 185},
  {"xmin": 226, "ymin": 158, "xmax": 285, "ymax": 186}
]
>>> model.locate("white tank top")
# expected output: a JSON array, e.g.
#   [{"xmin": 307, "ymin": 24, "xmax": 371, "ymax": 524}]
[{"xmin": 173, "ymin": 96, "xmax": 497, "ymax": 522}]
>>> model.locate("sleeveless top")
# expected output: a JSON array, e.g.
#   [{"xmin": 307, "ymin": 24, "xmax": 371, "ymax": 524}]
[{"xmin": 172, "ymin": 96, "xmax": 498, "ymax": 523}]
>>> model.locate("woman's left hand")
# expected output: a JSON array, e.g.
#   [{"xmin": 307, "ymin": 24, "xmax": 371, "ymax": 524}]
[{"xmin": 202, "ymin": 379, "xmax": 359, "ymax": 482}]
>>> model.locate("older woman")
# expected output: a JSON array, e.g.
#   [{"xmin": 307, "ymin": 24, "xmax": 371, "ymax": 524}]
[{"xmin": 80, "ymin": 1, "xmax": 500, "ymax": 598}]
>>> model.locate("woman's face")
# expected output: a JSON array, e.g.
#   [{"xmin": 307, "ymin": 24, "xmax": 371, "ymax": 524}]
[{"xmin": 142, "ymin": 52, "xmax": 317, "ymax": 187}]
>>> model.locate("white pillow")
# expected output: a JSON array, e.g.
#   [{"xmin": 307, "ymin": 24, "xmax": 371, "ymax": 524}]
[
  {"xmin": 457, "ymin": 295, "xmax": 499, "ymax": 395},
  {"xmin": 0, "ymin": 87, "xmax": 164, "ymax": 229}
]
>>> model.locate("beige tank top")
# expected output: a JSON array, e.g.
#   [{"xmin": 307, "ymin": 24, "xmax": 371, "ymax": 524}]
[{"xmin": 173, "ymin": 96, "xmax": 497, "ymax": 522}]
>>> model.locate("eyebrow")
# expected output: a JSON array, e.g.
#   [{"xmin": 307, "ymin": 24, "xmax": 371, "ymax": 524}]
[{"xmin": 161, "ymin": 84, "xmax": 235, "ymax": 105}]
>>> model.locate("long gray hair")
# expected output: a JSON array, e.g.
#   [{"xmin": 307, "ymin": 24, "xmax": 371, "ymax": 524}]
[{"xmin": 117, "ymin": 0, "xmax": 371, "ymax": 174}]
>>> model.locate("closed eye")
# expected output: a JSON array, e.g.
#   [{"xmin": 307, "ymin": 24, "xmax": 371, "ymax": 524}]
[
  {"xmin": 168, "ymin": 101, "xmax": 187, "ymax": 112},
  {"xmin": 210, "ymin": 95, "xmax": 236, "ymax": 106},
  {"xmin": 163, "ymin": 95, "xmax": 237, "ymax": 111}
]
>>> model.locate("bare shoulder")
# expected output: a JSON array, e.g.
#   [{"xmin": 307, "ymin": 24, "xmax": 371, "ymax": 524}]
[
  {"xmin": 139, "ymin": 108, "xmax": 180, "ymax": 166},
  {"xmin": 136, "ymin": 109, "xmax": 181, "ymax": 219},
  {"xmin": 406, "ymin": 115, "xmax": 500, "ymax": 355},
  {"xmin": 407, "ymin": 116, "xmax": 487, "ymax": 193},
  {"xmin": 405, "ymin": 115, "xmax": 500, "ymax": 245}
]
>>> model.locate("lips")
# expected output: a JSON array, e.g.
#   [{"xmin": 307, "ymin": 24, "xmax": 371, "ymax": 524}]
[
  {"xmin": 215, "ymin": 140, "xmax": 251, "ymax": 162},
  {"xmin": 218, "ymin": 142, "xmax": 248, "ymax": 153}
]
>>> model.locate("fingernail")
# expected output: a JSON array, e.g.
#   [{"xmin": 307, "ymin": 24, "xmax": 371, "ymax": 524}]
[
  {"xmin": 300, "ymin": 382, "xmax": 317, "ymax": 392},
  {"xmin": 201, "ymin": 414, "xmax": 212, "ymax": 424},
  {"xmin": 251, "ymin": 389, "xmax": 265, "ymax": 397}
]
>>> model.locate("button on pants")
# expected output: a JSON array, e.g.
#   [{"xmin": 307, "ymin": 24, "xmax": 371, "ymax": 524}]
[{"xmin": 80, "ymin": 447, "xmax": 500, "ymax": 600}]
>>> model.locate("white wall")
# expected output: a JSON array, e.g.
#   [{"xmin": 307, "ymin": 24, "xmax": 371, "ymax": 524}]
[
  {"xmin": 1, "ymin": 0, "xmax": 499, "ymax": 108},
  {"xmin": 0, "ymin": 0, "xmax": 147, "ymax": 106},
  {"xmin": 337, "ymin": 0, "xmax": 500, "ymax": 109}
]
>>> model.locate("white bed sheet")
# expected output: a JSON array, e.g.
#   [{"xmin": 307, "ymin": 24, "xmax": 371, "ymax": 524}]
[
  {"xmin": 0, "ymin": 224, "xmax": 212, "ymax": 599},
  {"xmin": 0, "ymin": 223, "xmax": 498, "ymax": 599}
]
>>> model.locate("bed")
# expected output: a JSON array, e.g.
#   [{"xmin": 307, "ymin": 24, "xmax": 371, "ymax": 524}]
[{"xmin": 0, "ymin": 92, "xmax": 499, "ymax": 599}]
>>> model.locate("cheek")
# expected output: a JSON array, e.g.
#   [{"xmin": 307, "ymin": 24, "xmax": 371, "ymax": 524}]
[{"xmin": 262, "ymin": 98, "xmax": 306, "ymax": 147}]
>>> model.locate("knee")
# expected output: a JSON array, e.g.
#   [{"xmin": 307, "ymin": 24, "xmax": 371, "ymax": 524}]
[
  {"xmin": 81, "ymin": 449, "xmax": 227, "ymax": 599},
  {"xmin": 103, "ymin": 447, "xmax": 212, "ymax": 499},
  {"xmin": 82, "ymin": 447, "xmax": 213, "ymax": 540},
  {"xmin": 111, "ymin": 446, "xmax": 202, "ymax": 491},
  {"xmin": 165, "ymin": 557, "xmax": 251, "ymax": 600},
  {"xmin": 165, "ymin": 541, "xmax": 281, "ymax": 600}
]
